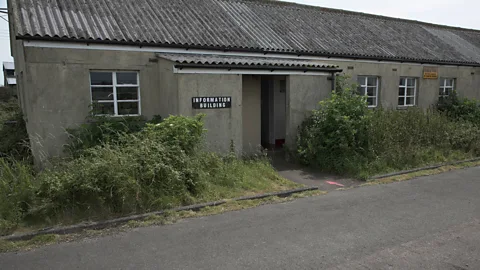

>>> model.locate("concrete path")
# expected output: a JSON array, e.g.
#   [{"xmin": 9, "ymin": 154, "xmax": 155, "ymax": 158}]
[
  {"xmin": 270, "ymin": 152, "xmax": 362, "ymax": 191},
  {"xmin": 2, "ymin": 167, "xmax": 480, "ymax": 269}
]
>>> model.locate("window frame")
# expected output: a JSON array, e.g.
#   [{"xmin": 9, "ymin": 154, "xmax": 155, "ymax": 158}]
[
  {"xmin": 357, "ymin": 75, "xmax": 379, "ymax": 108},
  {"xmin": 439, "ymin": 78, "xmax": 456, "ymax": 98},
  {"xmin": 89, "ymin": 71, "xmax": 141, "ymax": 117},
  {"xmin": 398, "ymin": 77, "xmax": 417, "ymax": 107}
]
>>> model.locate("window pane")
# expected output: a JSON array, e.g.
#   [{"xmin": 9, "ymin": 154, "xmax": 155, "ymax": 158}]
[
  {"xmin": 117, "ymin": 87, "xmax": 138, "ymax": 100},
  {"xmin": 407, "ymin": 78, "xmax": 416, "ymax": 86},
  {"xmin": 93, "ymin": 102, "xmax": 114, "ymax": 115},
  {"xmin": 399, "ymin": 87, "xmax": 405, "ymax": 96},
  {"xmin": 117, "ymin": 72, "xmax": 138, "ymax": 85},
  {"xmin": 367, "ymin": 87, "xmax": 376, "ymax": 97},
  {"xmin": 91, "ymin": 87, "xmax": 114, "ymax": 101},
  {"xmin": 439, "ymin": 88, "xmax": 445, "ymax": 96},
  {"xmin": 91, "ymin": 72, "xmax": 113, "ymax": 85},
  {"xmin": 367, "ymin": 77, "xmax": 376, "ymax": 87},
  {"xmin": 399, "ymin": 78, "xmax": 406, "ymax": 86},
  {"xmin": 357, "ymin": 86, "xmax": 365, "ymax": 95},
  {"xmin": 444, "ymin": 88, "xmax": 451, "ymax": 96},
  {"xmin": 407, "ymin": 87, "xmax": 415, "ymax": 96},
  {"xmin": 406, "ymin": 97, "xmax": 415, "ymax": 105},
  {"xmin": 118, "ymin": 102, "xmax": 139, "ymax": 115},
  {"xmin": 398, "ymin": 97, "xmax": 405, "ymax": 106},
  {"xmin": 357, "ymin": 76, "xmax": 366, "ymax": 86},
  {"xmin": 446, "ymin": 79, "xmax": 454, "ymax": 87},
  {"xmin": 367, "ymin": 97, "xmax": 376, "ymax": 107}
]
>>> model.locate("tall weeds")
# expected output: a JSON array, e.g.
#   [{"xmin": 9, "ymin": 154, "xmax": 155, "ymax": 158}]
[{"xmin": 297, "ymin": 83, "xmax": 480, "ymax": 179}]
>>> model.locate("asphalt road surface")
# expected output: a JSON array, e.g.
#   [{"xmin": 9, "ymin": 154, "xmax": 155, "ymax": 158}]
[{"xmin": 2, "ymin": 167, "xmax": 480, "ymax": 269}]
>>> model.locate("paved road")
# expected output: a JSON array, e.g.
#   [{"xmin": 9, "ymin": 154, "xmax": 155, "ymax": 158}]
[{"xmin": 2, "ymin": 167, "xmax": 480, "ymax": 270}]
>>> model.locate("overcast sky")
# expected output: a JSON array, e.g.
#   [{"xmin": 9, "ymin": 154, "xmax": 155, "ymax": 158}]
[{"xmin": 0, "ymin": 0, "xmax": 479, "ymax": 85}]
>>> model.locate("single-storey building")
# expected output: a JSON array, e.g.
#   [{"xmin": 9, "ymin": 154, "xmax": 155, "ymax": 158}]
[
  {"xmin": 6, "ymin": 0, "xmax": 480, "ymax": 165},
  {"xmin": 2, "ymin": 61, "xmax": 16, "ymax": 95}
]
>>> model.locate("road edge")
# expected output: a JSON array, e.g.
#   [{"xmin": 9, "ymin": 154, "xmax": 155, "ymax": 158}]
[{"xmin": 1, "ymin": 187, "xmax": 318, "ymax": 242}]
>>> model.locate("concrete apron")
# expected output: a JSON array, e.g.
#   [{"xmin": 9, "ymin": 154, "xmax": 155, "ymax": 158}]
[{"xmin": 269, "ymin": 150, "xmax": 363, "ymax": 191}]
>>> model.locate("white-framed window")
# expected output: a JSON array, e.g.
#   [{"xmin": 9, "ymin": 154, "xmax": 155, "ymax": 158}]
[
  {"xmin": 357, "ymin": 76, "xmax": 379, "ymax": 107},
  {"xmin": 439, "ymin": 78, "xmax": 455, "ymax": 97},
  {"xmin": 90, "ymin": 71, "xmax": 141, "ymax": 116},
  {"xmin": 398, "ymin": 77, "xmax": 417, "ymax": 106}
]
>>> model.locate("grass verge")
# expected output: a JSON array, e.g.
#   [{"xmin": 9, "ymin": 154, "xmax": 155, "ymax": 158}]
[
  {"xmin": 0, "ymin": 190, "xmax": 326, "ymax": 253},
  {"xmin": 363, "ymin": 160, "xmax": 480, "ymax": 186}
]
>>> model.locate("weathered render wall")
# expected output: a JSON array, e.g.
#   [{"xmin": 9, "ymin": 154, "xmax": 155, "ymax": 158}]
[
  {"xmin": 286, "ymin": 75, "xmax": 332, "ymax": 147},
  {"xmin": 242, "ymin": 75, "xmax": 261, "ymax": 153},
  {"xmin": 13, "ymin": 42, "xmax": 480, "ymax": 166},
  {"xmin": 18, "ymin": 47, "xmax": 177, "ymax": 165},
  {"xmin": 325, "ymin": 60, "xmax": 480, "ymax": 108},
  {"xmin": 177, "ymin": 73, "xmax": 243, "ymax": 154}
]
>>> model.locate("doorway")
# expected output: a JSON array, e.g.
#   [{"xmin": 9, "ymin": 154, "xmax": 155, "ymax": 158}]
[{"xmin": 261, "ymin": 76, "xmax": 287, "ymax": 150}]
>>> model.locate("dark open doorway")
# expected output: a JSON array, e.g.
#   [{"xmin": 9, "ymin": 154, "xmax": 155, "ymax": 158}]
[{"xmin": 261, "ymin": 76, "xmax": 287, "ymax": 150}]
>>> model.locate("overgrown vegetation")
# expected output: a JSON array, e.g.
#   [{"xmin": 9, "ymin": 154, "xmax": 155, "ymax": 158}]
[
  {"xmin": 65, "ymin": 114, "xmax": 162, "ymax": 157},
  {"xmin": 0, "ymin": 114, "xmax": 296, "ymax": 236},
  {"xmin": 0, "ymin": 99, "xmax": 31, "ymax": 161},
  {"xmin": 437, "ymin": 91, "xmax": 480, "ymax": 123},
  {"xmin": 297, "ymin": 76, "xmax": 480, "ymax": 179}
]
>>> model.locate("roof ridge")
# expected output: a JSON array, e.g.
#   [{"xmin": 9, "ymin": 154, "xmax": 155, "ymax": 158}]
[{"xmin": 230, "ymin": 0, "xmax": 480, "ymax": 33}]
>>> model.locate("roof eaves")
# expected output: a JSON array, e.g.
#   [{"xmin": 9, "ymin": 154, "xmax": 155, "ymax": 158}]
[
  {"xmin": 174, "ymin": 63, "xmax": 343, "ymax": 73},
  {"xmin": 17, "ymin": 35, "xmax": 480, "ymax": 67}
]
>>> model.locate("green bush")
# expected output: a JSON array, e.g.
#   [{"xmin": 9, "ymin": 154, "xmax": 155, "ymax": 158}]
[
  {"xmin": 296, "ymin": 87, "xmax": 372, "ymax": 175},
  {"xmin": 65, "ymin": 114, "xmax": 162, "ymax": 157},
  {"xmin": 0, "ymin": 99, "xmax": 31, "ymax": 161},
  {"xmin": 0, "ymin": 114, "xmax": 291, "ymax": 231},
  {"xmin": 297, "ymin": 78, "xmax": 480, "ymax": 179},
  {"xmin": 34, "ymin": 115, "xmax": 205, "ymax": 221},
  {"xmin": 141, "ymin": 114, "xmax": 206, "ymax": 155},
  {"xmin": 0, "ymin": 159, "xmax": 35, "ymax": 235},
  {"xmin": 437, "ymin": 91, "xmax": 480, "ymax": 123},
  {"xmin": 34, "ymin": 138, "xmax": 201, "ymax": 220}
]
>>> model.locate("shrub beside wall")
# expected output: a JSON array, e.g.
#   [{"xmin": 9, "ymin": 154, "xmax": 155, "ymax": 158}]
[
  {"xmin": 0, "ymin": 114, "xmax": 291, "ymax": 235},
  {"xmin": 0, "ymin": 99, "xmax": 31, "ymax": 161},
  {"xmin": 297, "ymin": 80, "xmax": 480, "ymax": 179}
]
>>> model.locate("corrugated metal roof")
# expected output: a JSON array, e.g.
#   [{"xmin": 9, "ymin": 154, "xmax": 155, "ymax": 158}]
[
  {"xmin": 157, "ymin": 53, "xmax": 339, "ymax": 69},
  {"xmin": 3, "ymin": 62, "xmax": 14, "ymax": 70},
  {"xmin": 10, "ymin": 0, "xmax": 480, "ymax": 65}
]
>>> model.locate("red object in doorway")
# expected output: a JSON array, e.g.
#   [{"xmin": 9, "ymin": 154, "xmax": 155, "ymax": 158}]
[{"xmin": 275, "ymin": 139, "xmax": 285, "ymax": 147}]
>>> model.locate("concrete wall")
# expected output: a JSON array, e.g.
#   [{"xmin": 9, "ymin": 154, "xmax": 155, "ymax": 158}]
[
  {"xmin": 325, "ymin": 60, "xmax": 480, "ymax": 108},
  {"xmin": 177, "ymin": 73, "xmax": 243, "ymax": 154},
  {"xmin": 12, "ymin": 42, "xmax": 480, "ymax": 165},
  {"xmin": 242, "ymin": 75, "xmax": 261, "ymax": 153},
  {"xmin": 17, "ymin": 47, "xmax": 177, "ymax": 165},
  {"xmin": 286, "ymin": 75, "xmax": 332, "ymax": 147}
]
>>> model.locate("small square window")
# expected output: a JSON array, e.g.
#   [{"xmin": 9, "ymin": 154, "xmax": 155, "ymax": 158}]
[
  {"xmin": 439, "ymin": 78, "xmax": 456, "ymax": 97},
  {"xmin": 357, "ymin": 76, "xmax": 379, "ymax": 107},
  {"xmin": 90, "ymin": 71, "xmax": 140, "ymax": 116},
  {"xmin": 398, "ymin": 77, "xmax": 417, "ymax": 106}
]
